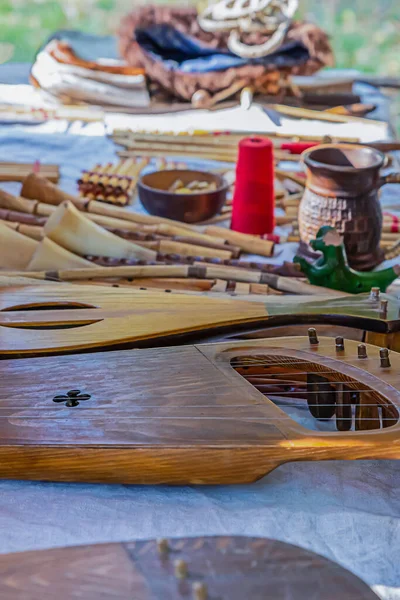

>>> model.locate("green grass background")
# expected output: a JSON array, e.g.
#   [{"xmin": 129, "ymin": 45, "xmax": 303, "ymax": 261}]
[{"xmin": 1, "ymin": 0, "xmax": 399, "ymax": 72}]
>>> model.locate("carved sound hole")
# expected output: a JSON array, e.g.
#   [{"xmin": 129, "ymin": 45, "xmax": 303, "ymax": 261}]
[
  {"xmin": 231, "ymin": 354, "xmax": 399, "ymax": 432},
  {"xmin": 0, "ymin": 302, "xmax": 100, "ymax": 330},
  {"xmin": 53, "ymin": 390, "xmax": 91, "ymax": 408}
]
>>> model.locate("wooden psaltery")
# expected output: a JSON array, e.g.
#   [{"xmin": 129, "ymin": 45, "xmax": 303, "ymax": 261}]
[
  {"xmin": 0, "ymin": 536, "xmax": 379, "ymax": 600},
  {"xmin": 0, "ymin": 283, "xmax": 400, "ymax": 356},
  {"xmin": 0, "ymin": 336, "xmax": 398, "ymax": 484}
]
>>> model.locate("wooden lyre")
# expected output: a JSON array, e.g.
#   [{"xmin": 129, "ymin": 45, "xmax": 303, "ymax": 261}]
[
  {"xmin": 1, "ymin": 283, "xmax": 400, "ymax": 357},
  {"xmin": 0, "ymin": 536, "xmax": 379, "ymax": 599},
  {"xmin": 0, "ymin": 335, "xmax": 399, "ymax": 484}
]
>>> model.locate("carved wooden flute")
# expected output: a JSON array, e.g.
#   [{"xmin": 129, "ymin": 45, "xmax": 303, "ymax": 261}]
[
  {"xmin": 87, "ymin": 254, "xmax": 303, "ymax": 277},
  {"xmin": 2, "ymin": 264, "xmax": 347, "ymax": 296}
]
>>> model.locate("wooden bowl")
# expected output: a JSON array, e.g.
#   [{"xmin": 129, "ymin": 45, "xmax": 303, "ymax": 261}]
[{"xmin": 138, "ymin": 169, "xmax": 229, "ymax": 223}]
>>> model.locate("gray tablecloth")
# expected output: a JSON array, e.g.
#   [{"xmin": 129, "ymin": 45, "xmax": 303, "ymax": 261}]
[{"xmin": 0, "ymin": 72, "xmax": 399, "ymax": 599}]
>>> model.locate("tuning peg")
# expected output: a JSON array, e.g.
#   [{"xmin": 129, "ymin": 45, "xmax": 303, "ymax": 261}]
[
  {"xmin": 380, "ymin": 299, "xmax": 388, "ymax": 319},
  {"xmin": 358, "ymin": 344, "xmax": 368, "ymax": 359},
  {"xmin": 335, "ymin": 337, "xmax": 345, "ymax": 352},
  {"xmin": 192, "ymin": 582, "xmax": 208, "ymax": 600},
  {"xmin": 380, "ymin": 348, "xmax": 391, "ymax": 368},
  {"xmin": 370, "ymin": 287, "xmax": 380, "ymax": 301},
  {"xmin": 157, "ymin": 539, "xmax": 169, "ymax": 554},
  {"xmin": 174, "ymin": 559, "xmax": 188, "ymax": 579},
  {"xmin": 308, "ymin": 328, "xmax": 319, "ymax": 345}
]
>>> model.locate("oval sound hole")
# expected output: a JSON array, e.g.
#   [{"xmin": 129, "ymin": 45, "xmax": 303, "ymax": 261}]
[
  {"xmin": 231, "ymin": 354, "xmax": 399, "ymax": 432},
  {"xmin": 1, "ymin": 302, "xmax": 96, "ymax": 312},
  {"xmin": 0, "ymin": 302, "xmax": 100, "ymax": 330}
]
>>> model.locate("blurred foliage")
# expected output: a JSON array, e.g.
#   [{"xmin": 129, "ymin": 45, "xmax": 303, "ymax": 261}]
[{"xmin": 0, "ymin": 0, "xmax": 399, "ymax": 73}]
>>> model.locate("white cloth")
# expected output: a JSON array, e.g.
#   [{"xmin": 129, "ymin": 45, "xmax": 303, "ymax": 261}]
[{"xmin": 0, "ymin": 113, "xmax": 399, "ymax": 600}]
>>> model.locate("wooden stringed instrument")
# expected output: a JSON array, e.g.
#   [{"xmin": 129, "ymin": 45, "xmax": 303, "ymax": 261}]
[
  {"xmin": 0, "ymin": 335, "xmax": 399, "ymax": 484},
  {"xmin": 0, "ymin": 536, "xmax": 379, "ymax": 599},
  {"xmin": 0, "ymin": 282, "xmax": 399, "ymax": 357}
]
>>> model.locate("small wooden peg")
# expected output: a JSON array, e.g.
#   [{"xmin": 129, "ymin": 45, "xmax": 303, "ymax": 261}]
[
  {"xmin": 192, "ymin": 581, "xmax": 208, "ymax": 600},
  {"xmin": 380, "ymin": 299, "xmax": 389, "ymax": 319},
  {"xmin": 335, "ymin": 337, "xmax": 345, "ymax": 352},
  {"xmin": 308, "ymin": 328, "xmax": 319, "ymax": 345},
  {"xmin": 174, "ymin": 559, "xmax": 188, "ymax": 579},
  {"xmin": 380, "ymin": 348, "xmax": 391, "ymax": 368},
  {"xmin": 157, "ymin": 538, "xmax": 169, "ymax": 554},
  {"xmin": 370, "ymin": 287, "xmax": 380, "ymax": 301},
  {"xmin": 358, "ymin": 344, "xmax": 368, "ymax": 359}
]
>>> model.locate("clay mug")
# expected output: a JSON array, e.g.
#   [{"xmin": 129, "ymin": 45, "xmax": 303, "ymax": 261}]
[{"xmin": 299, "ymin": 144, "xmax": 400, "ymax": 271}]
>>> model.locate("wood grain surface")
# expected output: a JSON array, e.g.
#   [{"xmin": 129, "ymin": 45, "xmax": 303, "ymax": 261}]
[
  {"xmin": 0, "ymin": 536, "xmax": 379, "ymax": 600},
  {"xmin": 0, "ymin": 336, "xmax": 399, "ymax": 484},
  {"xmin": 0, "ymin": 283, "xmax": 399, "ymax": 356}
]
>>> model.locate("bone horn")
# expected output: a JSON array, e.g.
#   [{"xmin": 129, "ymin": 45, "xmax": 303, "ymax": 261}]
[
  {"xmin": 0, "ymin": 221, "xmax": 39, "ymax": 269},
  {"xmin": 27, "ymin": 237, "xmax": 97, "ymax": 271},
  {"xmin": 44, "ymin": 201, "xmax": 157, "ymax": 261}
]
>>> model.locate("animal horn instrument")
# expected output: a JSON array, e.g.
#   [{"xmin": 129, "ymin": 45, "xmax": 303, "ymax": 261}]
[
  {"xmin": 0, "ymin": 221, "xmax": 39, "ymax": 269},
  {"xmin": 27, "ymin": 237, "xmax": 97, "ymax": 271},
  {"xmin": 44, "ymin": 201, "xmax": 157, "ymax": 261}
]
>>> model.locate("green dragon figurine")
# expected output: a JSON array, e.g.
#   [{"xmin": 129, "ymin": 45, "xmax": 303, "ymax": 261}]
[{"xmin": 294, "ymin": 226, "xmax": 400, "ymax": 294}]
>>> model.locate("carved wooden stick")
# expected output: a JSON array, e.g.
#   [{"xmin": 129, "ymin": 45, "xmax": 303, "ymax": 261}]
[
  {"xmin": 0, "ymin": 207, "xmax": 46, "ymax": 226},
  {"xmin": 5, "ymin": 264, "xmax": 347, "ymax": 295},
  {"xmin": 134, "ymin": 239, "xmax": 233, "ymax": 260},
  {"xmin": 205, "ymin": 226, "xmax": 274, "ymax": 257},
  {"xmin": 114, "ymin": 230, "xmax": 240, "ymax": 258},
  {"xmin": 0, "ymin": 219, "xmax": 43, "ymax": 241}
]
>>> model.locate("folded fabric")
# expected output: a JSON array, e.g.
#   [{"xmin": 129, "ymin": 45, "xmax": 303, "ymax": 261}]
[
  {"xmin": 135, "ymin": 24, "xmax": 310, "ymax": 73},
  {"xmin": 31, "ymin": 39, "xmax": 150, "ymax": 108}
]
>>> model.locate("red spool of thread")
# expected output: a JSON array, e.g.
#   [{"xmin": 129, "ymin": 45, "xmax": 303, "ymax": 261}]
[{"xmin": 231, "ymin": 136, "xmax": 275, "ymax": 235}]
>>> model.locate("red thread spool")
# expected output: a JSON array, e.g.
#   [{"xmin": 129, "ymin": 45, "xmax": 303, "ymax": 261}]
[{"xmin": 231, "ymin": 136, "xmax": 275, "ymax": 235}]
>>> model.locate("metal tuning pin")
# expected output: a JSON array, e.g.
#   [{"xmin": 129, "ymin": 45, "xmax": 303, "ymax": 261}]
[
  {"xmin": 174, "ymin": 559, "xmax": 188, "ymax": 579},
  {"xmin": 358, "ymin": 344, "xmax": 368, "ymax": 359},
  {"xmin": 370, "ymin": 287, "xmax": 380, "ymax": 302},
  {"xmin": 380, "ymin": 348, "xmax": 391, "ymax": 368},
  {"xmin": 157, "ymin": 538, "xmax": 169, "ymax": 554},
  {"xmin": 192, "ymin": 582, "xmax": 208, "ymax": 600},
  {"xmin": 380, "ymin": 299, "xmax": 389, "ymax": 319},
  {"xmin": 335, "ymin": 337, "xmax": 345, "ymax": 352},
  {"xmin": 308, "ymin": 328, "xmax": 319, "ymax": 345}
]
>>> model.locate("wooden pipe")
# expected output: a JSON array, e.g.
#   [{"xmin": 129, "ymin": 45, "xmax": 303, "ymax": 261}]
[
  {"xmin": 44, "ymin": 202, "xmax": 157, "ymax": 261},
  {"xmin": 0, "ymin": 189, "xmax": 55, "ymax": 218},
  {"xmin": 0, "ymin": 207, "xmax": 46, "ymax": 226},
  {"xmin": 0, "ymin": 221, "xmax": 39, "ymax": 269},
  {"xmin": 5, "ymin": 263, "xmax": 348, "ymax": 296},
  {"xmin": 0, "ymin": 189, "xmax": 148, "ymax": 233},
  {"xmin": 205, "ymin": 227, "xmax": 274, "ymax": 257},
  {"xmin": 28, "ymin": 237, "xmax": 97, "ymax": 271},
  {"xmin": 135, "ymin": 239, "xmax": 233, "ymax": 260},
  {"xmin": 0, "ymin": 219, "xmax": 43, "ymax": 241},
  {"xmin": 113, "ymin": 229, "xmax": 241, "ymax": 258}
]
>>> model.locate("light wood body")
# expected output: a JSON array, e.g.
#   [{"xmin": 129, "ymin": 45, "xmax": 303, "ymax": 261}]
[
  {"xmin": 0, "ymin": 536, "xmax": 379, "ymax": 599},
  {"xmin": 0, "ymin": 336, "xmax": 399, "ymax": 484},
  {"xmin": 0, "ymin": 285, "xmax": 399, "ymax": 356}
]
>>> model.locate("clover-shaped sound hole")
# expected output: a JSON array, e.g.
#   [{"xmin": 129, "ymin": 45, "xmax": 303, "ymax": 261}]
[{"xmin": 53, "ymin": 390, "xmax": 91, "ymax": 408}]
